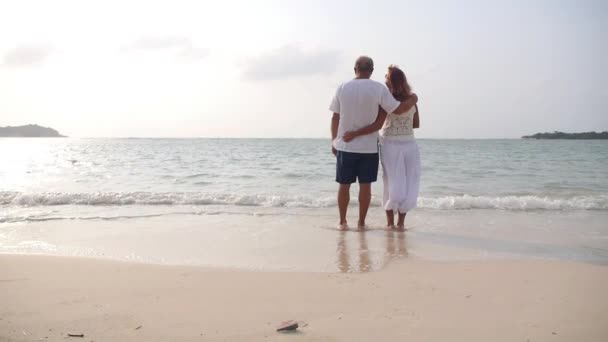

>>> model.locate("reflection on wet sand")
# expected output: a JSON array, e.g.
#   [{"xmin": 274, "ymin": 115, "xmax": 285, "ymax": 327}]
[{"xmin": 336, "ymin": 230, "xmax": 408, "ymax": 273}]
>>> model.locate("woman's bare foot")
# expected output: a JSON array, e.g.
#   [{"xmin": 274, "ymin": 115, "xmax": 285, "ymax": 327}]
[
  {"xmin": 338, "ymin": 222, "xmax": 349, "ymax": 231},
  {"xmin": 386, "ymin": 224, "xmax": 396, "ymax": 231},
  {"xmin": 396, "ymin": 212, "xmax": 406, "ymax": 231}
]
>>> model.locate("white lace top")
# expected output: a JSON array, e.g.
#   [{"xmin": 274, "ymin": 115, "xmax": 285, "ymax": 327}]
[{"xmin": 380, "ymin": 105, "xmax": 417, "ymax": 141}]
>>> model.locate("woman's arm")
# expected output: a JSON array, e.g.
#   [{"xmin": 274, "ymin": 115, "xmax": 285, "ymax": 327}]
[
  {"xmin": 413, "ymin": 104, "xmax": 420, "ymax": 129},
  {"xmin": 392, "ymin": 93, "xmax": 418, "ymax": 115},
  {"xmin": 342, "ymin": 107, "xmax": 387, "ymax": 142}
]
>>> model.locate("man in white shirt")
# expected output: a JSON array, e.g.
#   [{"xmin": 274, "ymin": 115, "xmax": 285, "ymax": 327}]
[{"xmin": 329, "ymin": 56, "xmax": 417, "ymax": 230}]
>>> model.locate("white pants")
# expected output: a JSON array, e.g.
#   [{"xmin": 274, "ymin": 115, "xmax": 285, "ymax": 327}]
[{"xmin": 380, "ymin": 140, "xmax": 421, "ymax": 213}]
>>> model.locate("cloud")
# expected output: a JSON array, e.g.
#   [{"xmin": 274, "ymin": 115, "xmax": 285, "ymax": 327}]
[
  {"xmin": 2, "ymin": 44, "xmax": 53, "ymax": 67},
  {"xmin": 175, "ymin": 45, "xmax": 209, "ymax": 61},
  {"xmin": 121, "ymin": 36, "xmax": 208, "ymax": 61},
  {"xmin": 243, "ymin": 45, "xmax": 341, "ymax": 81}
]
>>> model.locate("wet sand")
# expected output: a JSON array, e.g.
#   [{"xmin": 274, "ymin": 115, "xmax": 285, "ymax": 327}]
[{"xmin": 2, "ymin": 209, "xmax": 607, "ymax": 272}]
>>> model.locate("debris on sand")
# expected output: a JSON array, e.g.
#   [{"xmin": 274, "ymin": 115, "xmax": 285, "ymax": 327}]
[{"xmin": 276, "ymin": 320, "xmax": 299, "ymax": 332}]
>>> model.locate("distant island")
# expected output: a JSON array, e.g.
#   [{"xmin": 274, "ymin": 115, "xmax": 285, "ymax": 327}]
[
  {"xmin": 0, "ymin": 124, "xmax": 66, "ymax": 137},
  {"xmin": 522, "ymin": 131, "xmax": 608, "ymax": 140}
]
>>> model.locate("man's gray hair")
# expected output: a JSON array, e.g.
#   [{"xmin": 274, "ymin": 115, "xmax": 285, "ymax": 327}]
[{"xmin": 354, "ymin": 56, "xmax": 374, "ymax": 72}]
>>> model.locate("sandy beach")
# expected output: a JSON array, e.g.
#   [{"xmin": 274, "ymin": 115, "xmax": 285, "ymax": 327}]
[{"xmin": 1, "ymin": 255, "xmax": 607, "ymax": 342}]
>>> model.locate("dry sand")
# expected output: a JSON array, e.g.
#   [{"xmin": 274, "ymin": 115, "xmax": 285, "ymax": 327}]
[{"xmin": 1, "ymin": 255, "xmax": 607, "ymax": 341}]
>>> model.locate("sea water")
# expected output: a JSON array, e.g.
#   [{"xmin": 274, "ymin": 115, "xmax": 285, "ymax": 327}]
[{"xmin": 1, "ymin": 138, "xmax": 607, "ymax": 271}]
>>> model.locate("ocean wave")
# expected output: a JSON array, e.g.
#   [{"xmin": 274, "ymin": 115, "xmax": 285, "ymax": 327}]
[
  {"xmin": 0, "ymin": 210, "xmax": 288, "ymax": 224},
  {"xmin": 1, "ymin": 192, "xmax": 606, "ymax": 210},
  {"xmin": 418, "ymin": 195, "xmax": 608, "ymax": 210},
  {"xmin": 0, "ymin": 191, "xmax": 336, "ymax": 208},
  {"xmin": 184, "ymin": 173, "xmax": 212, "ymax": 179},
  {"xmin": 0, "ymin": 213, "xmax": 168, "ymax": 224}
]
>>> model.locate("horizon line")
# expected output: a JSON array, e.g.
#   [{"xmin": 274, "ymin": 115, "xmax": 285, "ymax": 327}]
[{"xmin": 1, "ymin": 136, "xmax": 528, "ymax": 140}]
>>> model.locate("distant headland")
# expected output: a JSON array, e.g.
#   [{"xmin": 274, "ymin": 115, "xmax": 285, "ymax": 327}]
[
  {"xmin": 522, "ymin": 131, "xmax": 608, "ymax": 140},
  {"xmin": 0, "ymin": 124, "xmax": 66, "ymax": 137}
]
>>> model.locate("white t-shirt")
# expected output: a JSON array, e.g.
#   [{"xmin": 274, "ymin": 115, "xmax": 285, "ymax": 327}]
[{"xmin": 329, "ymin": 79, "xmax": 400, "ymax": 153}]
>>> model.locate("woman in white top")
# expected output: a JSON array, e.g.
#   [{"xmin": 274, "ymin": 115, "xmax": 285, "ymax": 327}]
[{"xmin": 343, "ymin": 65, "xmax": 420, "ymax": 231}]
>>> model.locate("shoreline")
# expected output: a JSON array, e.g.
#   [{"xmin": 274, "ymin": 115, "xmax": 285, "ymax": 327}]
[
  {"xmin": 2, "ymin": 254, "xmax": 607, "ymax": 341},
  {"xmin": 2, "ymin": 208, "xmax": 607, "ymax": 271}
]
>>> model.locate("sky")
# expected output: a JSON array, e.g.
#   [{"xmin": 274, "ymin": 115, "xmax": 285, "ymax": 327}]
[{"xmin": 1, "ymin": 0, "xmax": 607, "ymax": 138}]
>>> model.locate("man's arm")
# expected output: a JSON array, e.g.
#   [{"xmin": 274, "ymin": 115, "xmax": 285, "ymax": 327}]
[
  {"xmin": 331, "ymin": 113, "xmax": 339, "ymax": 155},
  {"xmin": 392, "ymin": 93, "xmax": 418, "ymax": 115},
  {"xmin": 342, "ymin": 108, "xmax": 387, "ymax": 142}
]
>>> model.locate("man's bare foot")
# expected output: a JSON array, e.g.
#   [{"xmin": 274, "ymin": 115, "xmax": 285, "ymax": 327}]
[
  {"xmin": 386, "ymin": 224, "xmax": 396, "ymax": 231},
  {"xmin": 357, "ymin": 223, "xmax": 368, "ymax": 231},
  {"xmin": 338, "ymin": 223, "xmax": 349, "ymax": 231},
  {"xmin": 395, "ymin": 224, "xmax": 406, "ymax": 232}
]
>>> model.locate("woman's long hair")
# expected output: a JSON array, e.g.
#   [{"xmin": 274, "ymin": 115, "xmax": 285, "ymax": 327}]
[{"xmin": 386, "ymin": 65, "xmax": 412, "ymax": 101}]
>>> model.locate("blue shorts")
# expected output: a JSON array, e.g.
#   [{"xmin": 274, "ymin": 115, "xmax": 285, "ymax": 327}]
[{"xmin": 335, "ymin": 151, "xmax": 379, "ymax": 184}]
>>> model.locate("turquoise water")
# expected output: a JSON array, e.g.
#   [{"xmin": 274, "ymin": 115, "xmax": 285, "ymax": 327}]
[{"xmin": 1, "ymin": 138, "xmax": 607, "ymax": 214}]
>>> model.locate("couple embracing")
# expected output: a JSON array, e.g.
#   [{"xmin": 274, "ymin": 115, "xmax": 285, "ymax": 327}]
[{"xmin": 330, "ymin": 56, "xmax": 420, "ymax": 231}]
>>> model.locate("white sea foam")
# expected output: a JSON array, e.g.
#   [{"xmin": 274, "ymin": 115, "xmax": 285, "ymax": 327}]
[
  {"xmin": 1, "ymin": 240, "xmax": 58, "ymax": 252},
  {"xmin": 418, "ymin": 194, "xmax": 608, "ymax": 210},
  {"xmin": 1, "ymin": 191, "xmax": 606, "ymax": 211}
]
